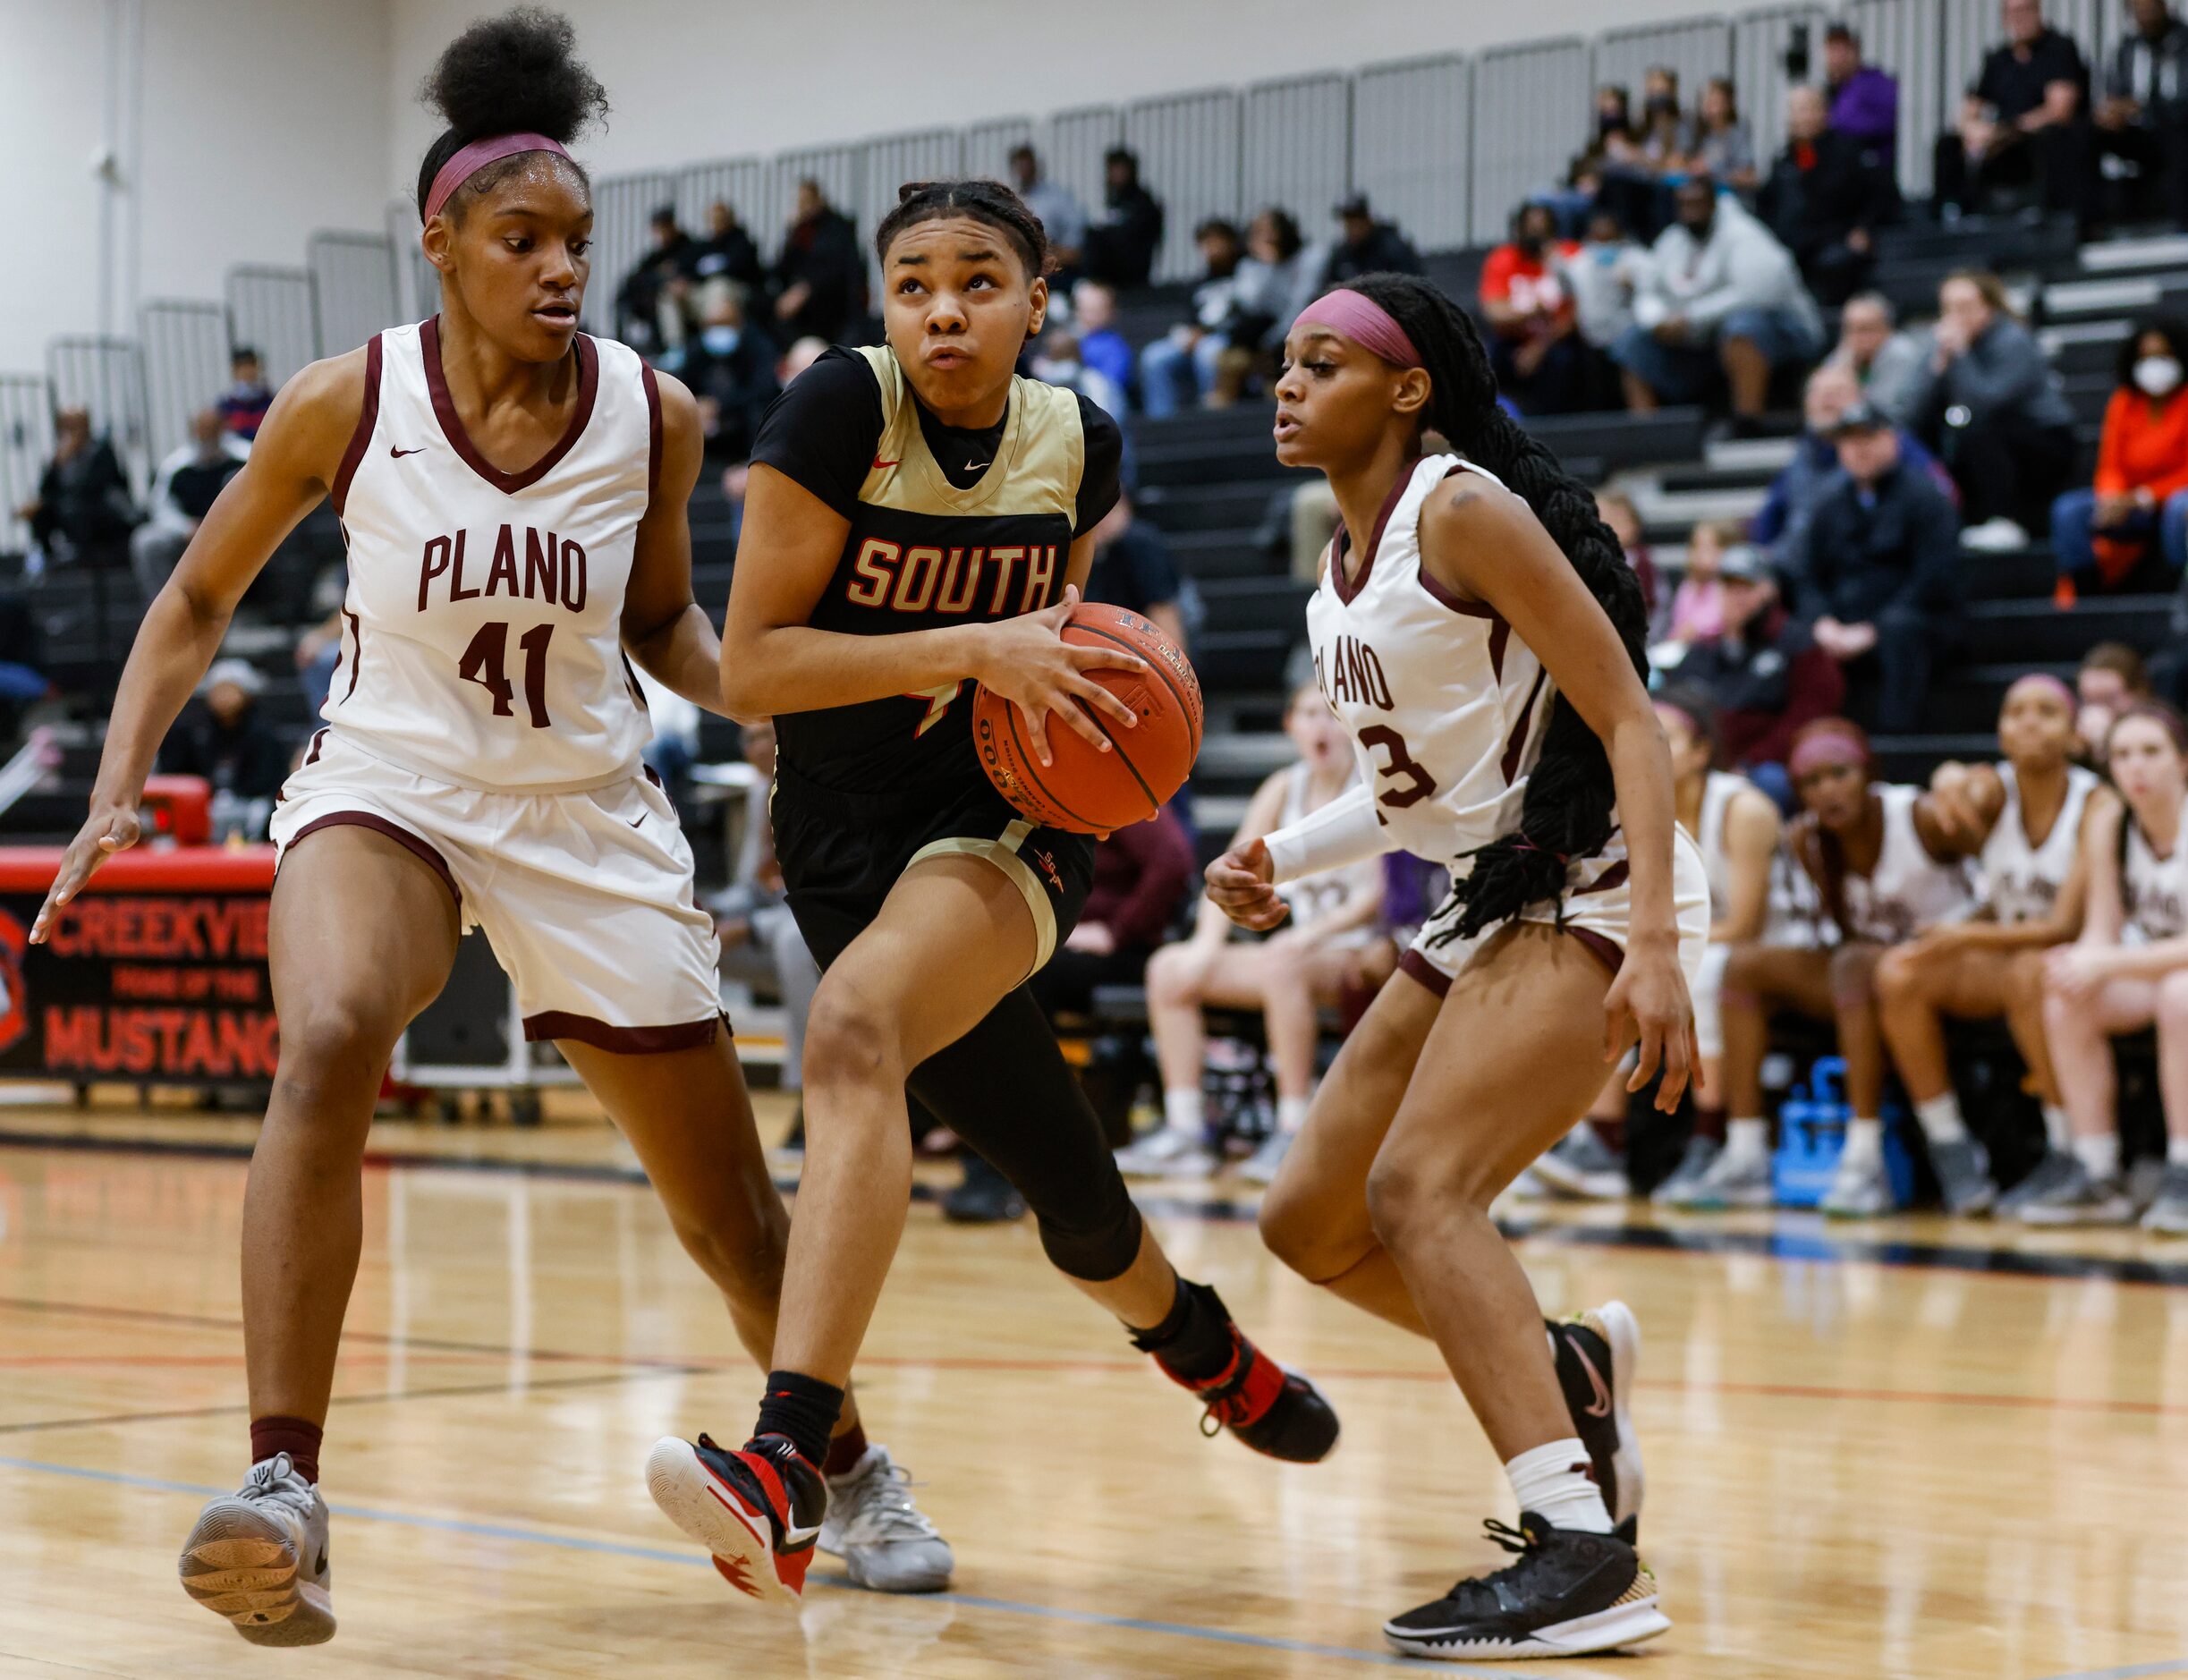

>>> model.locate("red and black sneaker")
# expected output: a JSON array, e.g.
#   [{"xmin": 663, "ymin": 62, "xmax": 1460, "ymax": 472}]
[
  {"xmin": 1152, "ymin": 1305, "xmax": 1340, "ymax": 1464},
  {"xmin": 646, "ymin": 1432, "xmax": 826, "ymax": 1606}
]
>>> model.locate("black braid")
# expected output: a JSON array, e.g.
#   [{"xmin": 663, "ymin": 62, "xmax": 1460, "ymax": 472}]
[
  {"xmin": 1340, "ymin": 273, "xmax": 1649, "ymax": 938},
  {"xmin": 876, "ymin": 178, "xmax": 1053, "ymax": 278}
]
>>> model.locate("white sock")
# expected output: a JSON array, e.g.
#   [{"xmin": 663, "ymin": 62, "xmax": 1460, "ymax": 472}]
[
  {"xmin": 1726, "ymin": 1117, "xmax": 1769, "ymax": 1164},
  {"xmin": 1505, "ymin": 1438, "xmax": 1614, "ymax": 1534},
  {"xmin": 1161, "ymin": 1089, "xmax": 1202, "ymax": 1137},
  {"xmin": 1913, "ymin": 1092, "xmax": 1965, "ymax": 1146},
  {"xmin": 2074, "ymin": 1133, "xmax": 2120, "ymax": 1181},
  {"xmin": 2042, "ymin": 1105, "xmax": 2073, "ymax": 1150},
  {"xmin": 1842, "ymin": 1117, "xmax": 1885, "ymax": 1169},
  {"xmin": 1275, "ymin": 1095, "xmax": 1311, "ymax": 1136},
  {"xmin": 2170, "ymin": 1136, "xmax": 2188, "ymax": 1167}
]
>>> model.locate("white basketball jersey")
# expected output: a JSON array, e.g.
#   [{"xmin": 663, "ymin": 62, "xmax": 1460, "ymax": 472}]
[
  {"xmin": 1307, "ymin": 454, "xmax": 1613, "ymax": 880},
  {"xmin": 324, "ymin": 319, "xmax": 655, "ymax": 793},
  {"xmin": 2124, "ymin": 794, "xmax": 2188, "ymax": 943},
  {"xmin": 1979, "ymin": 763, "xmax": 2097, "ymax": 926},
  {"xmin": 1273, "ymin": 761, "xmax": 1379, "ymax": 922},
  {"xmin": 1693, "ymin": 770, "xmax": 1752, "ymax": 921},
  {"xmin": 1838, "ymin": 783, "xmax": 1976, "ymax": 943}
]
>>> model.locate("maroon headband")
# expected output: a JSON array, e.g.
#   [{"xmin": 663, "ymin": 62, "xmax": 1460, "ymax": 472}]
[
  {"xmin": 424, "ymin": 132, "xmax": 571, "ymax": 224},
  {"xmin": 1789, "ymin": 725, "xmax": 1870, "ymax": 779},
  {"xmin": 2006, "ymin": 672, "xmax": 2076, "ymax": 710},
  {"xmin": 1293, "ymin": 289, "xmax": 1422, "ymax": 369}
]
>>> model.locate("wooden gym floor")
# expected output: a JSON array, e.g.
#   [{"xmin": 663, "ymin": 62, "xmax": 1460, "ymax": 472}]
[{"xmin": 1, "ymin": 1090, "xmax": 2185, "ymax": 1679}]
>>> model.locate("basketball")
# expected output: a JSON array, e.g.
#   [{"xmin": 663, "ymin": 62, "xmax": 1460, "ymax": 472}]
[{"xmin": 972, "ymin": 603, "xmax": 1202, "ymax": 833}]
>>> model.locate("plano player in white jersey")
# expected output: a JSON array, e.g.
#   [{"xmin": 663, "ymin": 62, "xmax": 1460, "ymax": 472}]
[
  {"xmin": 1876, "ymin": 675, "xmax": 2112, "ymax": 1213},
  {"xmin": 1204, "ymin": 276, "xmax": 1705, "ymax": 1659},
  {"xmin": 30, "ymin": 13, "xmax": 945, "ymax": 1647},
  {"xmin": 2025, "ymin": 703, "xmax": 2188, "ymax": 1233}
]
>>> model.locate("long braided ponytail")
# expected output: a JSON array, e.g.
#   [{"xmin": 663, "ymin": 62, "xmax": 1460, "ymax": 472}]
[{"xmin": 1340, "ymin": 273, "xmax": 1649, "ymax": 938}]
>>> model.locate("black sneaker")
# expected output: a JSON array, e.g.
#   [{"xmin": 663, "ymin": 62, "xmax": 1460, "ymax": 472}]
[
  {"xmin": 645, "ymin": 1431, "xmax": 827, "ymax": 1605},
  {"xmin": 1547, "ymin": 1301, "xmax": 1643, "ymax": 1537},
  {"xmin": 941, "ymin": 1153, "xmax": 1026, "ymax": 1224},
  {"xmin": 1384, "ymin": 1514, "xmax": 1670, "ymax": 1659},
  {"xmin": 1147, "ymin": 1284, "xmax": 1340, "ymax": 1464}
]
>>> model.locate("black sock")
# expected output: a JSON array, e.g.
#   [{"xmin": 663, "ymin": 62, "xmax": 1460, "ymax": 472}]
[
  {"xmin": 751, "ymin": 1370, "xmax": 844, "ymax": 1468},
  {"xmin": 1125, "ymin": 1277, "xmax": 1237, "ymax": 1382}
]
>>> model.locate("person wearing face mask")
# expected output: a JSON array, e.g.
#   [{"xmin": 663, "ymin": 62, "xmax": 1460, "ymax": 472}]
[
  {"xmin": 1479, "ymin": 202, "xmax": 1584, "ymax": 414},
  {"xmin": 680, "ymin": 282, "xmax": 781, "ymax": 465},
  {"xmin": 2049, "ymin": 317, "xmax": 2188, "ymax": 596}
]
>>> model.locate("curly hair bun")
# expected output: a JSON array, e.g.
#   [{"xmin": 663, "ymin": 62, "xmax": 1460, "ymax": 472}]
[{"xmin": 420, "ymin": 6, "xmax": 607, "ymax": 146}]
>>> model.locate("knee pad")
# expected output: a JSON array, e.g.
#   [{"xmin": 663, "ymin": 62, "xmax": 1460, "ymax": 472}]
[{"xmin": 1031, "ymin": 1186, "xmax": 1144, "ymax": 1283}]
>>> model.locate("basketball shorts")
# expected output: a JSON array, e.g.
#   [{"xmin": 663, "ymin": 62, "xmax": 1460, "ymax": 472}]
[
  {"xmin": 1402, "ymin": 829, "xmax": 1713, "ymax": 997},
  {"xmin": 269, "ymin": 730, "xmax": 723, "ymax": 1052},
  {"xmin": 770, "ymin": 760, "xmax": 1095, "ymax": 981}
]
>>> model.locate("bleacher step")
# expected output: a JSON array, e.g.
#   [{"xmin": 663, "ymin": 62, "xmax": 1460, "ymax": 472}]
[{"xmin": 2080, "ymin": 233, "xmax": 2188, "ymax": 272}]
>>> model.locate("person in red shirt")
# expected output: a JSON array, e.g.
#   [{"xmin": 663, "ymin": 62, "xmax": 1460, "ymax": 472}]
[
  {"xmin": 1479, "ymin": 202, "xmax": 1585, "ymax": 414},
  {"xmin": 2050, "ymin": 316, "xmax": 2188, "ymax": 592}
]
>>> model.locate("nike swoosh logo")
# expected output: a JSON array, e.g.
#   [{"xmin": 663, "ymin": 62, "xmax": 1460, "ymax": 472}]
[
  {"xmin": 1569, "ymin": 1336, "xmax": 1614, "ymax": 1419},
  {"xmin": 782, "ymin": 1519, "xmax": 822, "ymax": 1548},
  {"xmin": 871, "ymin": 455, "xmax": 900, "ymax": 470},
  {"xmin": 390, "ymin": 445, "xmax": 425, "ymax": 458},
  {"xmin": 629, "ymin": 812, "xmax": 645, "ymax": 829},
  {"xmin": 962, "ymin": 461, "xmax": 989, "ymax": 472}
]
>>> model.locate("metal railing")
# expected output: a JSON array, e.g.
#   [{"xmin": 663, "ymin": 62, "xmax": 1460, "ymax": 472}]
[
  {"xmin": 586, "ymin": 172, "xmax": 675, "ymax": 335},
  {"xmin": 225, "ymin": 266, "xmax": 317, "ymax": 391},
  {"xmin": 0, "ymin": 376, "xmax": 51, "ymax": 555},
  {"xmin": 1124, "ymin": 91, "xmax": 1240, "ymax": 282},
  {"xmin": 1466, "ymin": 42, "xmax": 1582, "ymax": 244},
  {"xmin": 139, "ymin": 299, "xmax": 230, "ymax": 468},
  {"xmin": 46, "ymin": 337, "xmax": 150, "ymax": 493},
  {"xmin": 309, "ymin": 231, "xmax": 403, "ymax": 361},
  {"xmin": 1242, "ymin": 74, "xmax": 1352, "ymax": 248}
]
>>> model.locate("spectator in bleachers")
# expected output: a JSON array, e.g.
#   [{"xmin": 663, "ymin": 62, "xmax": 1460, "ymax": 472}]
[
  {"xmin": 1479, "ymin": 203, "xmax": 1586, "ymax": 415},
  {"xmin": 1824, "ymin": 290, "xmax": 1928, "ymax": 423},
  {"xmin": 2049, "ymin": 316, "xmax": 2188, "ymax": 593},
  {"xmin": 678, "ymin": 284, "xmax": 780, "ymax": 466},
  {"xmin": 160, "ymin": 658, "xmax": 290, "ymax": 838},
  {"xmin": 1692, "ymin": 76, "xmax": 1759, "ymax": 190},
  {"xmin": 1792, "ymin": 400, "xmax": 1962, "ymax": 733},
  {"xmin": 770, "ymin": 178, "xmax": 865, "ymax": 345},
  {"xmin": 1752, "ymin": 362, "xmax": 1952, "ymax": 573},
  {"xmin": 1876, "ymin": 675, "xmax": 2112, "ymax": 1213},
  {"xmin": 1935, "ymin": 0, "xmax": 2096, "ymax": 227},
  {"xmin": 2027, "ymin": 701, "xmax": 2188, "ymax": 1230},
  {"xmin": 1084, "ymin": 495, "xmax": 1189, "ymax": 651},
  {"xmin": 1009, "ymin": 144, "xmax": 1087, "ymax": 275},
  {"xmin": 21, "ymin": 407, "xmax": 134, "ymax": 573},
  {"xmin": 1593, "ymin": 488, "xmax": 1662, "ymax": 619},
  {"xmin": 1678, "ymin": 543, "xmax": 1846, "ymax": 804},
  {"xmin": 1664, "ymin": 518, "xmax": 1742, "ymax": 649},
  {"xmin": 2097, "ymin": 0, "xmax": 2188, "ymax": 226},
  {"xmin": 216, "ymin": 347, "xmax": 274, "ymax": 442},
  {"xmin": 2077, "ymin": 640, "xmax": 2153, "ymax": 756},
  {"xmin": 1069, "ymin": 280, "xmax": 1135, "ymax": 404},
  {"xmin": 1825, "ymin": 22, "xmax": 1901, "ymax": 155},
  {"xmin": 1321, "ymin": 193, "xmax": 1423, "ymax": 286},
  {"xmin": 1587, "ymin": 83, "xmax": 1663, "ymax": 238},
  {"xmin": 1137, "ymin": 217, "xmax": 1243, "ymax": 418},
  {"xmin": 1759, "ymin": 84, "xmax": 1894, "ymax": 306},
  {"xmin": 1206, "ymin": 208, "xmax": 1323, "ymax": 407},
  {"xmin": 1556, "ymin": 208, "xmax": 1652, "ymax": 370},
  {"xmin": 1031, "ymin": 327, "xmax": 1126, "ymax": 420},
  {"xmin": 131, "ymin": 408, "xmax": 247, "ymax": 600},
  {"xmin": 615, "ymin": 206, "xmax": 693, "ymax": 353},
  {"xmin": 1639, "ymin": 65, "xmax": 1699, "ymax": 171},
  {"xmin": 682, "ymin": 199, "xmax": 766, "ymax": 298},
  {"xmin": 1912, "ymin": 269, "xmax": 2079, "ymax": 547},
  {"xmin": 1083, "ymin": 148, "xmax": 1166, "ymax": 290},
  {"xmin": 1673, "ymin": 717, "xmax": 1978, "ymax": 1213},
  {"xmin": 1121, "ymin": 685, "xmax": 1383, "ymax": 1183},
  {"xmin": 1613, "ymin": 177, "xmax": 1825, "ymax": 428}
]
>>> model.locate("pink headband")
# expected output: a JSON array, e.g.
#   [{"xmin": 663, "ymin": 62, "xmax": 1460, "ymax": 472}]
[
  {"xmin": 424, "ymin": 132, "xmax": 571, "ymax": 225},
  {"xmin": 2006, "ymin": 672, "xmax": 2076, "ymax": 710},
  {"xmin": 1789, "ymin": 725, "xmax": 1870, "ymax": 779},
  {"xmin": 1293, "ymin": 290, "xmax": 1422, "ymax": 369}
]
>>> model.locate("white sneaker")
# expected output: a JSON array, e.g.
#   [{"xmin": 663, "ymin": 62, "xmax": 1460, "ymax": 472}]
[
  {"xmin": 1114, "ymin": 1126, "xmax": 1218, "ymax": 1177},
  {"xmin": 1236, "ymin": 1128, "xmax": 1296, "ymax": 1185},
  {"xmin": 1533, "ymin": 1126, "xmax": 1630, "ymax": 1201},
  {"xmin": 178, "ymin": 1455, "xmax": 335, "ymax": 1646},
  {"xmin": 1667, "ymin": 1147, "xmax": 1775, "ymax": 1210},
  {"xmin": 1960, "ymin": 516, "xmax": 2030, "ymax": 552},
  {"xmin": 1819, "ymin": 1150, "xmax": 1895, "ymax": 1218},
  {"xmin": 818, "ymin": 1444, "xmax": 954, "ymax": 1593}
]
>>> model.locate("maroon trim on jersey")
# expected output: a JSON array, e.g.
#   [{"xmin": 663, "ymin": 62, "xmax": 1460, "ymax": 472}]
[
  {"xmin": 522, "ymin": 1011, "xmax": 722, "ymax": 1053},
  {"xmin": 1397, "ymin": 948, "xmax": 1452, "ymax": 997},
  {"xmin": 304, "ymin": 729, "xmax": 327, "ymax": 766},
  {"xmin": 1414, "ymin": 462, "xmax": 1503, "ymax": 624},
  {"xmin": 1568, "ymin": 927, "xmax": 1624, "ymax": 978},
  {"xmin": 1575, "ymin": 858, "xmax": 1630, "ymax": 895},
  {"xmin": 640, "ymin": 360, "xmax": 663, "ymax": 505},
  {"xmin": 342, "ymin": 609, "xmax": 361, "ymax": 700},
  {"xmin": 1330, "ymin": 454, "xmax": 1421, "ymax": 607},
  {"xmin": 1501, "ymin": 668, "xmax": 1548, "ymax": 783},
  {"xmin": 329, "ymin": 335, "xmax": 383, "ymax": 515},
  {"xmin": 285, "ymin": 811, "xmax": 460, "ymax": 910},
  {"xmin": 420, "ymin": 316, "xmax": 599, "ymax": 494}
]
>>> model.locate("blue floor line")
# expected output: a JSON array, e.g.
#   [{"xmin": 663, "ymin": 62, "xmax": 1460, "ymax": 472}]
[{"xmin": 0, "ymin": 1452, "xmax": 1475, "ymax": 1673}]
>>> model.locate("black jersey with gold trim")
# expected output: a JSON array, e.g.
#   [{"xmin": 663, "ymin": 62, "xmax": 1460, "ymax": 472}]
[{"xmin": 750, "ymin": 344, "xmax": 1123, "ymax": 798}]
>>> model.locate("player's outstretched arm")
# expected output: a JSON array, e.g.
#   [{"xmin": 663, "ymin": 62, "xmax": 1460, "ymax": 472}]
[
  {"xmin": 620, "ymin": 372, "xmax": 741, "ymax": 717},
  {"xmin": 30, "ymin": 350, "xmax": 363, "ymax": 942}
]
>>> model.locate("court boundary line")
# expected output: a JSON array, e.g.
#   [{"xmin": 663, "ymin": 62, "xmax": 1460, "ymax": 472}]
[
  {"xmin": 2034, "ymin": 1664, "xmax": 2188, "ymax": 1680},
  {"xmin": 0, "ymin": 1452, "xmax": 1505, "ymax": 1676},
  {"xmin": 4, "ymin": 1127, "xmax": 2186, "ymax": 1287}
]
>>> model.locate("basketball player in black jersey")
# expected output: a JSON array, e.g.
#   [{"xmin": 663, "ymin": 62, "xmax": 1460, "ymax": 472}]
[{"xmin": 643, "ymin": 181, "xmax": 1338, "ymax": 1602}]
